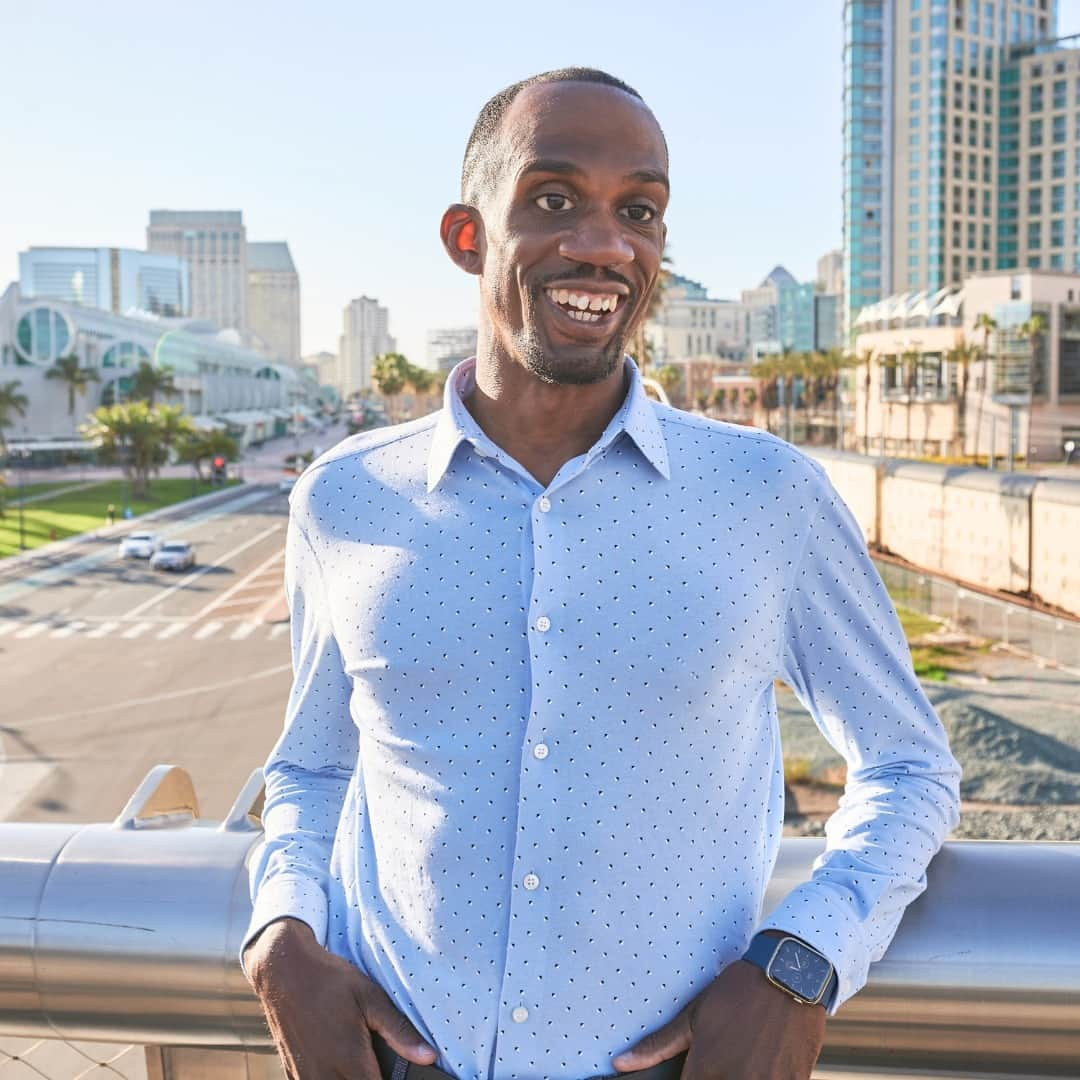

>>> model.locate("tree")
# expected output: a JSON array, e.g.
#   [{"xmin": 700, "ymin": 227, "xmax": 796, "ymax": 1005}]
[
  {"xmin": 176, "ymin": 429, "xmax": 240, "ymax": 482},
  {"xmin": 372, "ymin": 352, "xmax": 410, "ymax": 421},
  {"xmin": 632, "ymin": 245, "xmax": 674, "ymax": 376},
  {"xmin": 971, "ymin": 314, "xmax": 998, "ymax": 463},
  {"xmin": 653, "ymin": 364, "xmax": 683, "ymax": 403},
  {"xmin": 857, "ymin": 348, "xmax": 875, "ymax": 455},
  {"xmin": 129, "ymin": 361, "xmax": 178, "ymax": 407},
  {"xmin": 81, "ymin": 402, "xmax": 195, "ymax": 499},
  {"xmin": 899, "ymin": 341, "xmax": 922, "ymax": 453},
  {"xmin": 749, "ymin": 356, "xmax": 780, "ymax": 434},
  {"xmin": 1016, "ymin": 313, "xmax": 1048, "ymax": 392},
  {"xmin": 945, "ymin": 336, "xmax": 981, "ymax": 459},
  {"xmin": 694, "ymin": 391, "xmax": 709, "ymax": 413},
  {"xmin": 710, "ymin": 386, "xmax": 727, "ymax": 414},
  {"xmin": 45, "ymin": 354, "xmax": 100, "ymax": 417},
  {"xmin": 0, "ymin": 380, "xmax": 29, "ymax": 458}
]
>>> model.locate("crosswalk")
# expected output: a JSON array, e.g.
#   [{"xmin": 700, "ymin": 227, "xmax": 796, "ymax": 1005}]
[{"xmin": 0, "ymin": 617, "xmax": 291, "ymax": 644}]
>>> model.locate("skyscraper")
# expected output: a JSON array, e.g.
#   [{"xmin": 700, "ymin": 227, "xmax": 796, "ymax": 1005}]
[
  {"xmin": 427, "ymin": 327, "xmax": 478, "ymax": 374},
  {"xmin": 147, "ymin": 210, "xmax": 247, "ymax": 332},
  {"xmin": 842, "ymin": 0, "xmax": 1058, "ymax": 338},
  {"xmin": 339, "ymin": 296, "xmax": 395, "ymax": 397},
  {"xmin": 247, "ymin": 241, "xmax": 301, "ymax": 363}
]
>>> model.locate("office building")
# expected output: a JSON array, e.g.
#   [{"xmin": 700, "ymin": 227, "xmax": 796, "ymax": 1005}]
[
  {"xmin": 339, "ymin": 296, "xmax": 395, "ymax": 397},
  {"xmin": 427, "ymin": 327, "xmax": 478, "ymax": 374},
  {"xmin": 18, "ymin": 247, "xmax": 189, "ymax": 317},
  {"xmin": 817, "ymin": 249, "xmax": 844, "ymax": 295},
  {"xmin": 147, "ymin": 210, "xmax": 247, "ymax": 333},
  {"xmin": 842, "ymin": 0, "xmax": 1057, "ymax": 340},
  {"xmin": 304, "ymin": 350, "xmax": 340, "ymax": 392},
  {"xmin": 646, "ymin": 274, "xmax": 748, "ymax": 364},
  {"xmin": 247, "ymin": 242, "xmax": 300, "ymax": 364}
]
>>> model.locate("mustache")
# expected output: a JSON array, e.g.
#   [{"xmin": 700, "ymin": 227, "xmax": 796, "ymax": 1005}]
[{"xmin": 532, "ymin": 269, "xmax": 635, "ymax": 295}]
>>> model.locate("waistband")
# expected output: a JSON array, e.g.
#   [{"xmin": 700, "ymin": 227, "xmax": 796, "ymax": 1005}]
[{"xmin": 371, "ymin": 1034, "xmax": 687, "ymax": 1080}]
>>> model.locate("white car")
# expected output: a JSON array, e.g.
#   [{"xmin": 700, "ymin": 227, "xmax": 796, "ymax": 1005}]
[
  {"xmin": 118, "ymin": 532, "xmax": 161, "ymax": 560},
  {"xmin": 278, "ymin": 476, "xmax": 297, "ymax": 493},
  {"xmin": 149, "ymin": 541, "xmax": 196, "ymax": 572}
]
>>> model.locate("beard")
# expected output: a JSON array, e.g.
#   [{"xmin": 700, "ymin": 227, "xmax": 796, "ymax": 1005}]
[{"xmin": 513, "ymin": 281, "xmax": 632, "ymax": 386}]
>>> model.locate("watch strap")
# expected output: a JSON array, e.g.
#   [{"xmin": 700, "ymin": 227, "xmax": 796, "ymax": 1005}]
[{"xmin": 742, "ymin": 933, "xmax": 837, "ymax": 1007}]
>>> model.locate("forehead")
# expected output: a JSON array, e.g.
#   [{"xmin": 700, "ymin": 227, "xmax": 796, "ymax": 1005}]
[{"xmin": 496, "ymin": 81, "xmax": 667, "ymax": 185}]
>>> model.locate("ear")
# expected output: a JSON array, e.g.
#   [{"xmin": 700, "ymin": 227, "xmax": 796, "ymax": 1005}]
[{"xmin": 440, "ymin": 204, "xmax": 484, "ymax": 276}]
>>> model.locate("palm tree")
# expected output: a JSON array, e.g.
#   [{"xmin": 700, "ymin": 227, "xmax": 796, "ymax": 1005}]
[
  {"xmin": 176, "ymin": 429, "xmax": 239, "ymax": 482},
  {"xmin": 1016, "ymin": 313, "xmax": 1048, "ymax": 393},
  {"xmin": 945, "ymin": 336, "xmax": 981, "ymax": 460},
  {"xmin": 372, "ymin": 352, "xmax": 410, "ymax": 421},
  {"xmin": 45, "ymin": 354, "xmax": 100, "ymax": 417},
  {"xmin": 900, "ymin": 341, "xmax": 922, "ymax": 454},
  {"xmin": 972, "ymin": 313, "xmax": 997, "ymax": 463},
  {"xmin": 633, "ymin": 245, "xmax": 674, "ymax": 376},
  {"xmin": 653, "ymin": 364, "xmax": 683, "ymax": 404},
  {"xmin": 749, "ymin": 355, "xmax": 780, "ymax": 434},
  {"xmin": 81, "ymin": 402, "xmax": 195, "ymax": 498},
  {"xmin": 857, "ymin": 348, "xmax": 875, "ymax": 455},
  {"xmin": 710, "ymin": 386, "xmax": 726, "ymax": 415},
  {"xmin": 129, "ymin": 361, "xmax": 178, "ymax": 407},
  {"xmin": 0, "ymin": 380, "xmax": 29, "ymax": 458}
]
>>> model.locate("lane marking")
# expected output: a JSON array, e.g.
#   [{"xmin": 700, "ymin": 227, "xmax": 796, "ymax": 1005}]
[
  {"xmin": 87, "ymin": 621, "xmax": 119, "ymax": 638},
  {"xmin": 121, "ymin": 522, "xmax": 283, "ymax": 620},
  {"xmin": 192, "ymin": 546, "xmax": 285, "ymax": 621},
  {"xmin": 270, "ymin": 622, "xmax": 290, "ymax": 640},
  {"xmin": 0, "ymin": 621, "xmax": 18, "ymax": 637},
  {"xmin": 15, "ymin": 623, "xmax": 48, "ymax": 639},
  {"xmin": 50, "ymin": 621, "xmax": 87, "ymax": 639},
  {"xmin": 230, "ymin": 622, "xmax": 258, "ymax": 640},
  {"xmin": 121, "ymin": 621, "xmax": 154, "ymax": 639},
  {"xmin": 193, "ymin": 620, "xmax": 224, "ymax": 640},
  {"xmin": 22, "ymin": 661, "xmax": 293, "ymax": 728},
  {"xmin": 156, "ymin": 622, "xmax": 190, "ymax": 640}
]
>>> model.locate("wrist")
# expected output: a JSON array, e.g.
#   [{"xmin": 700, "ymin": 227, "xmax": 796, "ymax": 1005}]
[
  {"xmin": 244, "ymin": 917, "xmax": 320, "ymax": 988},
  {"xmin": 742, "ymin": 932, "xmax": 836, "ymax": 1008}
]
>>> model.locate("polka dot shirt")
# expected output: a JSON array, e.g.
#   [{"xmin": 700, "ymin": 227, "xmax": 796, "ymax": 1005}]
[{"xmin": 244, "ymin": 357, "xmax": 961, "ymax": 1080}]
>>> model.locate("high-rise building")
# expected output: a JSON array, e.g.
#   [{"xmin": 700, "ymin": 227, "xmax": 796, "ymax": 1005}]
[
  {"xmin": 247, "ymin": 242, "xmax": 300, "ymax": 363},
  {"xmin": 339, "ymin": 296, "xmax": 395, "ymax": 397},
  {"xmin": 304, "ymin": 350, "xmax": 340, "ymax": 392},
  {"xmin": 18, "ymin": 247, "xmax": 189, "ymax": 317},
  {"xmin": 999, "ymin": 35, "xmax": 1080, "ymax": 272},
  {"xmin": 427, "ymin": 327, "xmax": 478, "ymax": 373},
  {"xmin": 842, "ymin": 1, "xmax": 1058, "ymax": 340},
  {"xmin": 147, "ymin": 210, "xmax": 247, "ymax": 332},
  {"xmin": 816, "ymin": 249, "xmax": 844, "ymax": 295}
]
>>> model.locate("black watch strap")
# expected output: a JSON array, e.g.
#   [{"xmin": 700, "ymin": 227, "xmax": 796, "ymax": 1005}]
[{"xmin": 742, "ymin": 933, "xmax": 837, "ymax": 1007}]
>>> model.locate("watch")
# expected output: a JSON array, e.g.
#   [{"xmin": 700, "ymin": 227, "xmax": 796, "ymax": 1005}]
[{"xmin": 742, "ymin": 933, "xmax": 837, "ymax": 1007}]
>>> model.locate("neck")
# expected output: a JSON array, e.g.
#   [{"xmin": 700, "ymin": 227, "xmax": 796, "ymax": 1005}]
[{"xmin": 465, "ymin": 340, "xmax": 628, "ymax": 488}]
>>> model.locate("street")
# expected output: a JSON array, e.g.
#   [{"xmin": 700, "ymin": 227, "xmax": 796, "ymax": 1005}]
[{"xmin": 0, "ymin": 424, "xmax": 350, "ymax": 826}]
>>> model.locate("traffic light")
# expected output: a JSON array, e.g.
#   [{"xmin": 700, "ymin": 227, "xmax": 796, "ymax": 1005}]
[{"xmin": 212, "ymin": 456, "xmax": 227, "ymax": 484}]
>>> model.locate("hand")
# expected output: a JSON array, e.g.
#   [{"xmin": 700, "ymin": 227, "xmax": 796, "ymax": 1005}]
[
  {"xmin": 612, "ymin": 959, "xmax": 826, "ymax": 1080},
  {"xmin": 243, "ymin": 917, "xmax": 438, "ymax": 1079}
]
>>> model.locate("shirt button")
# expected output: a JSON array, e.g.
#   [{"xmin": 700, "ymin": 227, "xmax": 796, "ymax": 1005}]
[
  {"xmin": 523, "ymin": 873, "xmax": 540, "ymax": 890},
  {"xmin": 512, "ymin": 1006, "xmax": 529, "ymax": 1024},
  {"xmin": 538, "ymin": 496, "xmax": 552, "ymax": 513},
  {"xmin": 535, "ymin": 616, "xmax": 551, "ymax": 633},
  {"xmin": 532, "ymin": 743, "xmax": 550, "ymax": 760}
]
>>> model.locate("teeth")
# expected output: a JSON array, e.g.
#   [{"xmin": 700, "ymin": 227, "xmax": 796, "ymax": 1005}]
[
  {"xmin": 574, "ymin": 294, "xmax": 590, "ymax": 310},
  {"xmin": 588, "ymin": 296, "xmax": 604, "ymax": 312},
  {"xmin": 558, "ymin": 289, "xmax": 569, "ymax": 304},
  {"xmin": 544, "ymin": 287, "xmax": 622, "ymax": 317}
]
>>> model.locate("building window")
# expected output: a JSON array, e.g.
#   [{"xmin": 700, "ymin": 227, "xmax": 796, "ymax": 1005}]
[
  {"xmin": 1054, "ymin": 79, "xmax": 1068, "ymax": 109},
  {"xmin": 1030, "ymin": 118, "xmax": 1043, "ymax": 146},
  {"xmin": 1052, "ymin": 219, "xmax": 1065, "ymax": 248},
  {"xmin": 1053, "ymin": 149, "xmax": 1066, "ymax": 178},
  {"xmin": 1052, "ymin": 184, "xmax": 1065, "ymax": 213},
  {"xmin": 1028, "ymin": 222, "xmax": 1042, "ymax": 249},
  {"xmin": 1060, "ymin": 308, "xmax": 1080, "ymax": 394},
  {"xmin": 1030, "ymin": 84, "xmax": 1044, "ymax": 112},
  {"xmin": 1029, "ymin": 188, "xmax": 1043, "ymax": 215},
  {"xmin": 1053, "ymin": 115, "xmax": 1066, "ymax": 144},
  {"xmin": 1029, "ymin": 153, "xmax": 1043, "ymax": 181},
  {"xmin": 1051, "ymin": 254, "xmax": 1064, "ymax": 269}
]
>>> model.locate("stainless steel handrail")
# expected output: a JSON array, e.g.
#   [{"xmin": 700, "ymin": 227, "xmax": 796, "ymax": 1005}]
[{"xmin": 0, "ymin": 766, "xmax": 1077, "ymax": 1076}]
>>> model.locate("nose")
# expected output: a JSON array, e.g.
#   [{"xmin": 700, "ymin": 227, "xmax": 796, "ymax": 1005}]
[{"xmin": 558, "ymin": 208, "xmax": 635, "ymax": 270}]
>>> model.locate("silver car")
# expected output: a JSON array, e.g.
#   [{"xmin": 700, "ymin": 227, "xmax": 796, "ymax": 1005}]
[
  {"xmin": 118, "ymin": 531, "xmax": 161, "ymax": 560},
  {"xmin": 149, "ymin": 541, "xmax": 196, "ymax": 572}
]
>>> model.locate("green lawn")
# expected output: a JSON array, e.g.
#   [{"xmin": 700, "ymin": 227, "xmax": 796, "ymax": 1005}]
[
  {"xmin": 0, "ymin": 477, "xmax": 240, "ymax": 559},
  {"xmin": 0, "ymin": 480, "xmax": 92, "ymax": 503}
]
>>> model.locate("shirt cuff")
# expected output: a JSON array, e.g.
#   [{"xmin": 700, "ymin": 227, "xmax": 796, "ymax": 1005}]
[
  {"xmin": 239, "ymin": 874, "xmax": 329, "ymax": 977},
  {"xmin": 758, "ymin": 882, "xmax": 870, "ymax": 1016}
]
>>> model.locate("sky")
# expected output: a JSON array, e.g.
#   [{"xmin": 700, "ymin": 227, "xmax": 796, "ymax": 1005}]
[{"xmin": 5, "ymin": 0, "xmax": 1080, "ymax": 366}]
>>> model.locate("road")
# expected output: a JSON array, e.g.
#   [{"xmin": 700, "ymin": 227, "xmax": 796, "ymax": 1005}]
[{"xmin": 0, "ymin": 423, "xmax": 352, "ymax": 825}]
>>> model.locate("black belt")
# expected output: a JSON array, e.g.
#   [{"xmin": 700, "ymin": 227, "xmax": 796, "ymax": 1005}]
[{"xmin": 372, "ymin": 1034, "xmax": 686, "ymax": 1080}]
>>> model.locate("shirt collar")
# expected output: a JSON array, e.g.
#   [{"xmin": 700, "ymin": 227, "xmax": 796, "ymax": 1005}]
[{"xmin": 427, "ymin": 356, "xmax": 670, "ymax": 492}]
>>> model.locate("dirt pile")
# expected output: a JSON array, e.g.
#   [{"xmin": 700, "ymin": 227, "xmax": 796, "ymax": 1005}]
[{"xmin": 937, "ymin": 700, "xmax": 1080, "ymax": 804}]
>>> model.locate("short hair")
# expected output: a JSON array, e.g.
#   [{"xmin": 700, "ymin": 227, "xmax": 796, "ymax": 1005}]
[{"xmin": 461, "ymin": 68, "xmax": 654, "ymax": 204}]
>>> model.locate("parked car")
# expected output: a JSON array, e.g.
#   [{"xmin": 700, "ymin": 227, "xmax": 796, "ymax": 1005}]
[
  {"xmin": 118, "ymin": 532, "xmax": 161, "ymax": 560},
  {"xmin": 278, "ymin": 476, "xmax": 296, "ymax": 493},
  {"xmin": 149, "ymin": 541, "xmax": 196, "ymax": 572}
]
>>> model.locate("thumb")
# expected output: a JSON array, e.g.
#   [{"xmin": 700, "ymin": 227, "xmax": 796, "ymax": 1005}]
[
  {"xmin": 612, "ymin": 1007, "xmax": 693, "ymax": 1072},
  {"xmin": 359, "ymin": 982, "xmax": 438, "ymax": 1066}
]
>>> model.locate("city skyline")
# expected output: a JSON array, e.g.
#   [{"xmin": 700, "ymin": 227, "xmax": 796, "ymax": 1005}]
[{"xmin": 5, "ymin": 0, "xmax": 1080, "ymax": 369}]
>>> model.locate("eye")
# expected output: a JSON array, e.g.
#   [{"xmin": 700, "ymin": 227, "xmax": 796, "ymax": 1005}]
[
  {"xmin": 535, "ymin": 193, "xmax": 574, "ymax": 212},
  {"xmin": 621, "ymin": 205, "xmax": 656, "ymax": 223}
]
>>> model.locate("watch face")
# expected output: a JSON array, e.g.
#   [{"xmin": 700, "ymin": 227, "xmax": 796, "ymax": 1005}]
[{"xmin": 767, "ymin": 939, "xmax": 833, "ymax": 1002}]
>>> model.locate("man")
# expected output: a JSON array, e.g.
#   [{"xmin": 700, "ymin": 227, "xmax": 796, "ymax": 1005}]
[{"xmin": 243, "ymin": 69, "xmax": 961, "ymax": 1080}]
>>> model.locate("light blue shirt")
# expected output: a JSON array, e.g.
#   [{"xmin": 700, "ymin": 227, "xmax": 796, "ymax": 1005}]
[{"xmin": 246, "ymin": 357, "xmax": 960, "ymax": 1080}]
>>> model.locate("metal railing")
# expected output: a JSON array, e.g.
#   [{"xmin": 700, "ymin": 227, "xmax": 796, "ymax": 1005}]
[{"xmin": 1, "ymin": 767, "xmax": 1078, "ymax": 1077}]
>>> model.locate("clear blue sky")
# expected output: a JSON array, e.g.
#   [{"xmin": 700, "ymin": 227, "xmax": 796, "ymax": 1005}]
[{"xmin": 5, "ymin": 0, "xmax": 1080, "ymax": 365}]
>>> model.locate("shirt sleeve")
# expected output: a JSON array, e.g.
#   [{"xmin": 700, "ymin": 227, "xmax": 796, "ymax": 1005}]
[
  {"xmin": 241, "ymin": 509, "xmax": 358, "ymax": 970},
  {"xmin": 759, "ymin": 462, "xmax": 961, "ymax": 1012}
]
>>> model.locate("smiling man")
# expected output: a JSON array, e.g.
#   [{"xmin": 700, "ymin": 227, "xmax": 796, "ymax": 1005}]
[{"xmin": 242, "ymin": 69, "xmax": 960, "ymax": 1080}]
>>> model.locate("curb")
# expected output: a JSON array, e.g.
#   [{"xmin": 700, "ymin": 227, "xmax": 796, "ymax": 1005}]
[{"xmin": 0, "ymin": 482, "xmax": 257, "ymax": 572}]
